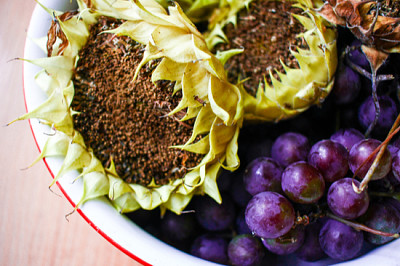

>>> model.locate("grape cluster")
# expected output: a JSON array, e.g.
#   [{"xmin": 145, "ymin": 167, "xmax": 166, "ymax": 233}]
[
  {"xmin": 126, "ymin": 31, "xmax": 400, "ymax": 265},
  {"xmin": 127, "ymin": 127, "xmax": 400, "ymax": 265},
  {"xmin": 241, "ymin": 128, "xmax": 400, "ymax": 263}
]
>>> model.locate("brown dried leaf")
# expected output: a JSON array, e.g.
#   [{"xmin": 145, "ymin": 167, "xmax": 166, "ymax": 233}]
[
  {"xmin": 361, "ymin": 44, "xmax": 389, "ymax": 72},
  {"xmin": 83, "ymin": 0, "xmax": 93, "ymax": 8},
  {"xmin": 59, "ymin": 10, "xmax": 79, "ymax": 21},
  {"xmin": 46, "ymin": 20, "xmax": 58, "ymax": 57},
  {"xmin": 46, "ymin": 11, "xmax": 78, "ymax": 57},
  {"xmin": 318, "ymin": 2, "xmax": 347, "ymax": 25},
  {"xmin": 56, "ymin": 30, "xmax": 69, "ymax": 56},
  {"xmin": 317, "ymin": 0, "xmax": 400, "ymax": 53}
]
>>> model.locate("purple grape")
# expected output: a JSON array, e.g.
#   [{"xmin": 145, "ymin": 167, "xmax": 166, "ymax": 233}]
[
  {"xmin": 330, "ymin": 128, "xmax": 364, "ymax": 152},
  {"xmin": 358, "ymin": 95, "xmax": 398, "ymax": 136},
  {"xmin": 227, "ymin": 235, "xmax": 265, "ymax": 266},
  {"xmin": 160, "ymin": 211, "xmax": 197, "ymax": 243},
  {"xmin": 392, "ymin": 138, "xmax": 400, "ymax": 150},
  {"xmin": 245, "ymin": 191, "xmax": 295, "ymax": 239},
  {"xmin": 388, "ymin": 144, "xmax": 399, "ymax": 158},
  {"xmin": 190, "ymin": 234, "xmax": 229, "ymax": 264},
  {"xmin": 386, "ymin": 197, "xmax": 400, "ymax": 213},
  {"xmin": 349, "ymin": 139, "xmax": 392, "ymax": 180},
  {"xmin": 391, "ymin": 149, "xmax": 400, "ymax": 182},
  {"xmin": 194, "ymin": 194, "xmax": 236, "ymax": 231},
  {"xmin": 308, "ymin": 139, "xmax": 349, "ymax": 182},
  {"xmin": 262, "ymin": 226, "xmax": 305, "ymax": 255},
  {"xmin": 281, "ymin": 162, "xmax": 325, "ymax": 204},
  {"xmin": 327, "ymin": 178, "xmax": 369, "ymax": 219},
  {"xmin": 271, "ymin": 132, "xmax": 310, "ymax": 167},
  {"xmin": 243, "ymin": 157, "xmax": 283, "ymax": 195},
  {"xmin": 347, "ymin": 40, "xmax": 370, "ymax": 69},
  {"xmin": 361, "ymin": 202, "xmax": 400, "ymax": 245},
  {"xmin": 296, "ymin": 222, "xmax": 326, "ymax": 262},
  {"xmin": 319, "ymin": 219, "xmax": 364, "ymax": 260},
  {"xmin": 332, "ymin": 63, "xmax": 361, "ymax": 105}
]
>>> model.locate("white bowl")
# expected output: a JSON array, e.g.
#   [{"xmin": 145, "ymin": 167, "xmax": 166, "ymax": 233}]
[{"xmin": 23, "ymin": 1, "xmax": 400, "ymax": 266}]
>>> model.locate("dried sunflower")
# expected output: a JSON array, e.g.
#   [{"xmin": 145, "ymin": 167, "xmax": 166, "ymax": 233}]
[
  {"xmin": 203, "ymin": 0, "xmax": 338, "ymax": 122},
  {"xmin": 12, "ymin": 0, "xmax": 243, "ymax": 214}
]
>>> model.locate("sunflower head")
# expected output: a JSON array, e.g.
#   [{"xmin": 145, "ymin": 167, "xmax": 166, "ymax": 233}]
[
  {"xmin": 14, "ymin": 0, "xmax": 243, "ymax": 214},
  {"xmin": 203, "ymin": 0, "xmax": 338, "ymax": 122}
]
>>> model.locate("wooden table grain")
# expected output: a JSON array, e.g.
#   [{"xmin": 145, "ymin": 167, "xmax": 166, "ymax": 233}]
[{"xmin": 0, "ymin": 2, "xmax": 143, "ymax": 265}]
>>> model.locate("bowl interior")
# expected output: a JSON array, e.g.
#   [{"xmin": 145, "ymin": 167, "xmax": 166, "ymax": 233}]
[{"xmin": 23, "ymin": 1, "xmax": 400, "ymax": 266}]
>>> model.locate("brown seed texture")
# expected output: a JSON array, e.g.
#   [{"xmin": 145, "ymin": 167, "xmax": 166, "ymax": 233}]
[
  {"xmin": 71, "ymin": 17, "xmax": 203, "ymax": 186},
  {"xmin": 215, "ymin": 0, "xmax": 307, "ymax": 95}
]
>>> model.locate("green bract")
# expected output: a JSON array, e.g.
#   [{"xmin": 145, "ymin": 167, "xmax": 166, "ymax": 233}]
[
  {"xmin": 14, "ymin": 0, "xmax": 243, "ymax": 214},
  {"xmin": 204, "ymin": 0, "xmax": 338, "ymax": 122}
]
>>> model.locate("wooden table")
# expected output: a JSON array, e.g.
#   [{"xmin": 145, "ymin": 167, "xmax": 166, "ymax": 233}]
[{"xmin": 0, "ymin": 2, "xmax": 142, "ymax": 265}]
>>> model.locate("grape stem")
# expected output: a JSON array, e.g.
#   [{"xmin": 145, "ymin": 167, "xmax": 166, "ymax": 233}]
[
  {"xmin": 343, "ymin": 47, "xmax": 394, "ymax": 137},
  {"xmin": 369, "ymin": 191, "xmax": 400, "ymax": 201},
  {"xmin": 344, "ymin": 56, "xmax": 394, "ymax": 81},
  {"xmin": 326, "ymin": 212, "xmax": 400, "ymax": 238},
  {"xmin": 352, "ymin": 112, "xmax": 400, "ymax": 193}
]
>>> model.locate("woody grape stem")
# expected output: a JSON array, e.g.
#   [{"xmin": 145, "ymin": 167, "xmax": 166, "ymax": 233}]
[
  {"xmin": 353, "ymin": 112, "xmax": 400, "ymax": 193},
  {"xmin": 326, "ymin": 212, "xmax": 400, "ymax": 238}
]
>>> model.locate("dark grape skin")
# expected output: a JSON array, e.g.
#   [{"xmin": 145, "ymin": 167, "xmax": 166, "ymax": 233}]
[
  {"xmin": 349, "ymin": 138, "xmax": 392, "ymax": 180},
  {"xmin": 308, "ymin": 139, "xmax": 349, "ymax": 183},
  {"xmin": 271, "ymin": 132, "xmax": 310, "ymax": 167},
  {"xmin": 347, "ymin": 40, "xmax": 370, "ymax": 69},
  {"xmin": 358, "ymin": 95, "xmax": 398, "ymax": 136},
  {"xmin": 361, "ymin": 202, "xmax": 400, "ymax": 245},
  {"xmin": 391, "ymin": 149, "xmax": 400, "ymax": 182},
  {"xmin": 319, "ymin": 219, "xmax": 364, "ymax": 261},
  {"xmin": 241, "ymin": 138, "xmax": 273, "ymax": 166},
  {"xmin": 194, "ymin": 193, "xmax": 236, "ymax": 231},
  {"xmin": 160, "ymin": 211, "xmax": 198, "ymax": 245},
  {"xmin": 330, "ymin": 128, "xmax": 364, "ymax": 152},
  {"xmin": 190, "ymin": 234, "xmax": 229, "ymax": 264},
  {"xmin": 262, "ymin": 226, "xmax": 305, "ymax": 255},
  {"xmin": 230, "ymin": 170, "xmax": 253, "ymax": 207},
  {"xmin": 126, "ymin": 209, "xmax": 162, "ymax": 238},
  {"xmin": 281, "ymin": 162, "xmax": 325, "ymax": 204},
  {"xmin": 245, "ymin": 191, "xmax": 295, "ymax": 239},
  {"xmin": 296, "ymin": 221, "xmax": 327, "ymax": 262},
  {"xmin": 332, "ymin": 62, "xmax": 361, "ymax": 105},
  {"xmin": 236, "ymin": 210, "xmax": 252, "ymax": 235},
  {"xmin": 217, "ymin": 170, "xmax": 234, "ymax": 192},
  {"xmin": 227, "ymin": 235, "xmax": 265, "ymax": 266},
  {"xmin": 327, "ymin": 178, "xmax": 369, "ymax": 219},
  {"xmin": 243, "ymin": 157, "xmax": 283, "ymax": 195}
]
